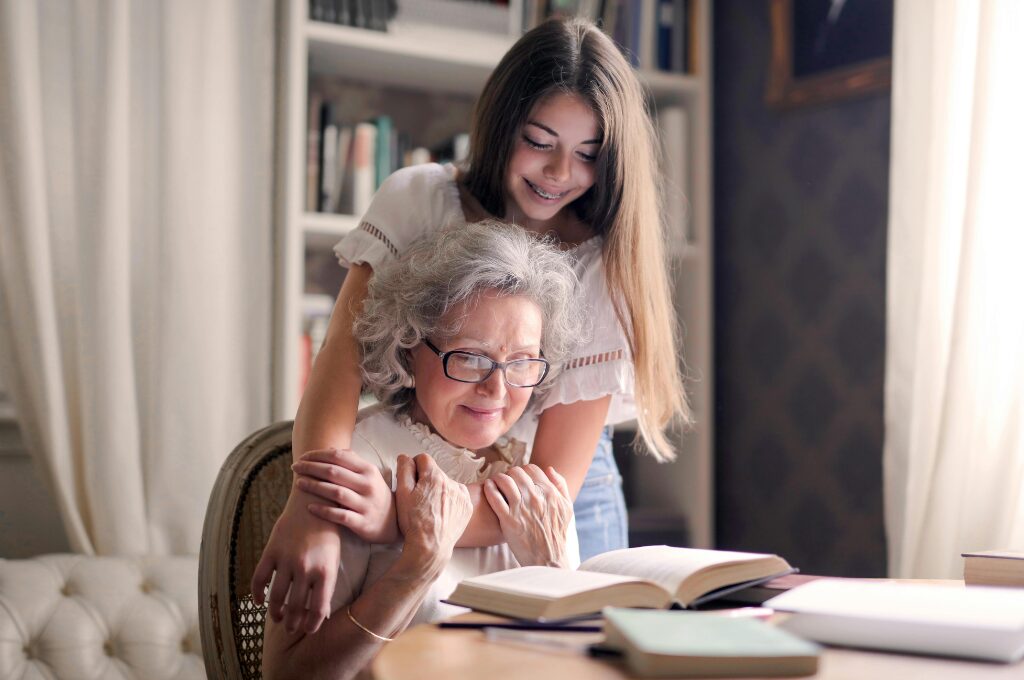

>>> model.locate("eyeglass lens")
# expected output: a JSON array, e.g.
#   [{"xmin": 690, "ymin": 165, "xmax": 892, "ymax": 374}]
[{"xmin": 445, "ymin": 352, "xmax": 546, "ymax": 387}]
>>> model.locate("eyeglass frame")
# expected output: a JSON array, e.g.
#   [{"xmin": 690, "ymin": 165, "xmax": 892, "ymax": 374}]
[{"xmin": 421, "ymin": 339, "xmax": 551, "ymax": 388}]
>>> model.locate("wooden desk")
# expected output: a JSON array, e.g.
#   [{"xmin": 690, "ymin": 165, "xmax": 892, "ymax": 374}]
[{"xmin": 372, "ymin": 609, "xmax": 1024, "ymax": 680}]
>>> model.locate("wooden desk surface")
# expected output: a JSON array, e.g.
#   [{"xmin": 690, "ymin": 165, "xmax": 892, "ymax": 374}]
[{"xmin": 372, "ymin": 589, "xmax": 1024, "ymax": 680}]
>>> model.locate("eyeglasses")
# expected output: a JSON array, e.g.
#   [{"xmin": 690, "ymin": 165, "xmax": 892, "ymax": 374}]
[{"xmin": 422, "ymin": 339, "xmax": 550, "ymax": 388}]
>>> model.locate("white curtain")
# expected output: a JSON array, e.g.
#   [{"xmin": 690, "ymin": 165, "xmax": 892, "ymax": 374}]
[
  {"xmin": 885, "ymin": 0, "xmax": 1024, "ymax": 578},
  {"xmin": 0, "ymin": 0, "xmax": 274, "ymax": 555}
]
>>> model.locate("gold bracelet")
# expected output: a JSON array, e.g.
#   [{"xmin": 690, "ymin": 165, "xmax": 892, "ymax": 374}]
[{"xmin": 346, "ymin": 605, "xmax": 394, "ymax": 643}]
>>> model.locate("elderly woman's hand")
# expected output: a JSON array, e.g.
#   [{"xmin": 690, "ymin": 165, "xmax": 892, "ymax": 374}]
[
  {"xmin": 395, "ymin": 454, "xmax": 473, "ymax": 573},
  {"xmin": 483, "ymin": 464, "xmax": 573, "ymax": 568}
]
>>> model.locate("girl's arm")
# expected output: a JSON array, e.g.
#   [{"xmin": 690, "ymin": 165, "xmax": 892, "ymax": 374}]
[
  {"xmin": 251, "ymin": 263, "xmax": 375, "ymax": 636},
  {"xmin": 263, "ymin": 453, "xmax": 470, "ymax": 680},
  {"xmin": 455, "ymin": 395, "xmax": 611, "ymax": 547},
  {"xmin": 299, "ymin": 396, "xmax": 612, "ymax": 549}
]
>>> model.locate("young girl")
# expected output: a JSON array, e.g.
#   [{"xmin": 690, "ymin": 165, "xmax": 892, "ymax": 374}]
[{"xmin": 253, "ymin": 17, "xmax": 690, "ymax": 636}]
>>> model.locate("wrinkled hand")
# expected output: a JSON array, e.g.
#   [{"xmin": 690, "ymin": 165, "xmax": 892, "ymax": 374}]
[
  {"xmin": 250, "ymin": 462, "xmax": 343, "ymax": 635},
  {"xmin": 483, "ymin": 464, "xmax": 573, "ymax": 568},
  {"xmin": 292, "ymin": 448, "xmax": 399, "ymax": 544},
  {"xmin": 395, "ymin": 454, "xmax": 473, "ymax": 568}
]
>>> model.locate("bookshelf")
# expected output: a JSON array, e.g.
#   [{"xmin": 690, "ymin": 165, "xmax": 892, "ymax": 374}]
[{"xmin": 273, "ymin": 0, "xmax": 714, "ymax": 547}]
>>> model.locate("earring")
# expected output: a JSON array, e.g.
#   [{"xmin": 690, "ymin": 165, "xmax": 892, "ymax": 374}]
[{"xmin": 401, "ymin": 374, "xmax": 415, "ymax": 389}]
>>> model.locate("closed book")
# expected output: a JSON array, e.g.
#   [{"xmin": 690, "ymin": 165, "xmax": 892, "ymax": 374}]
[
  {"xmin": 446, "ymin": 545, "xmax": 795, "ymax": 621},
  {"xmin": 767, "ymin": 579, "xmax": 1024, "ymax": 663},
  {"xmin": 602, "ymin": 608, "xmax": 820, "ymax": 678},
  {"xmin": 718, "ymin": 573, "xmax": 828, "ymax": 606},
  {"xmin": 963, "ymin": 550, "xmax": 1024, "ymax": 588}
]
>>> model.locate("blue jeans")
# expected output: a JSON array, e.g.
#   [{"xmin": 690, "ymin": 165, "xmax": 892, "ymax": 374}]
[{"xmin": 573, "ymin": 428, "xmax": 628, "ymax": 562}]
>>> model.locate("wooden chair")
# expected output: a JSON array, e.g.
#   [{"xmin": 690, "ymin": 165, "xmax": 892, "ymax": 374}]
[{"xmin": 199, "ymin": 421, "xmax": 294, "ymax": 680}]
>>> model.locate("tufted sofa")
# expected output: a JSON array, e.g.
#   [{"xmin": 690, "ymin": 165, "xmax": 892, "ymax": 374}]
[{"xmin": 0, "ymin": 554, "xmax": 205, "ymax": 680}]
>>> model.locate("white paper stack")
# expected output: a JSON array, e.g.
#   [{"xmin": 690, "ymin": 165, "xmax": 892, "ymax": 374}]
[{"xmin": 766, "ymin": 579, "xmax": 1024, "ymax": 663}]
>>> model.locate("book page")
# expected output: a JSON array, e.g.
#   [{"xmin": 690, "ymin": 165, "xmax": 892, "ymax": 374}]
[
  {"xmin": 579, "ymin": 546, "xmax": 775, "ymax": 595},
  {"xmin": 465, "ymin": 565, "xmax": 647, "ymax": 599}
]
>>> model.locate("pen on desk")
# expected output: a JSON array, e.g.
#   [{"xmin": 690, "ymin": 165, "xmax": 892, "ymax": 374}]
[
  {"xmin": 437, "ymin": 621, "xmax": 602, "ymax": 632},
  {"xmin": 483, "ymin": 627, "xmax": 591, "ymax": 653}
]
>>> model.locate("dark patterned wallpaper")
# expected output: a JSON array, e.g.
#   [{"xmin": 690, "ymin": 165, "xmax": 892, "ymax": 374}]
[{"xmin": 713, "ymin": 1, "xmax": 888, "ymax": 576}]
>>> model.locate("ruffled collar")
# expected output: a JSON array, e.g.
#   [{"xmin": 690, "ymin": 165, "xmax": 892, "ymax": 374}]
[{"xmin": 398, "ymin": 414, "xmax": 527, "ymax": 484}]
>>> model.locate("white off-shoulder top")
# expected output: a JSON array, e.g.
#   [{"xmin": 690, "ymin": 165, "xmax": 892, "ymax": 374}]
[
  {"xmin": 329, "ymin": 404, "xmax": 581, "ymax": 625},
  {"xmin": 333, "ymin": 163, "xmax": 637, "ymax": 441}
]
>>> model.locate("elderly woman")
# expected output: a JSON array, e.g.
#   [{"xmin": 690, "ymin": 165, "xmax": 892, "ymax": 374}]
[{"xmin": 262, "ymin": 220, "xmax": 585, "ymax": 680}]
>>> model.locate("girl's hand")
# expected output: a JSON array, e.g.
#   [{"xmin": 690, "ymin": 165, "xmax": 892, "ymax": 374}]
[
  {"xmin": 250, "ymin": 476, "xmax": 342, "ymax": 636},
  {"xmin": 483, "ymin": 464, "xmax": 573, "ymax": 568},
  {"xmin": 394, "ymin": 454, "xmax": 473, "ymax": 572},
  {"xmin": 292, "ymin": 449, "xmax": 400, "ymax": 544}
]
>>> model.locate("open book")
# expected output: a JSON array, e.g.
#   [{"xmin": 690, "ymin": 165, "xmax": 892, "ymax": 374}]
[{"xmin": 445, "ymin": 545, "xmax": 795, "ymax": 621}]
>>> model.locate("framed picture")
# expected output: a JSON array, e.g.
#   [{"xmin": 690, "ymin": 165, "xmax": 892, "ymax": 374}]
[{"xmin": 766, "ymin": 0, "xmax": 893, "ymax": 108}]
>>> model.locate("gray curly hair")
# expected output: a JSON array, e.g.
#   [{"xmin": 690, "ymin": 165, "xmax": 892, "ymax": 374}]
[{"xmin": 355, "ymin": 219, "xmax": 585, "ymax": 412}]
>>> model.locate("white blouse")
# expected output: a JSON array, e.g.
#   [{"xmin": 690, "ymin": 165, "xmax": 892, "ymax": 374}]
[
  {"xmin": 329, "ymin": 404, "xmax": 581, "ymax": 626},
  {"xmin": 333, "ymin": 162, "xmax": 637, "ymax": 437}
]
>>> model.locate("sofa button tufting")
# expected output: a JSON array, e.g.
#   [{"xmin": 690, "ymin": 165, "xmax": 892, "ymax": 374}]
[
  {"xmin": 103, "ymin": 640, "xmax": 115, "ymax": 657},
  {"xmin": 181, "ymin": 637, "xmax": 190, "ymax": 653},
  {"xmin": 141, "ymin": 581, "xmax": 152, "ymax": 593},
  {"xmin": 23, "ymin": 644, "xmax": 32, "ymax": 659},
  {"xmin": 60, "ymin": 584, "xmax": 72, "ymax": 596}
]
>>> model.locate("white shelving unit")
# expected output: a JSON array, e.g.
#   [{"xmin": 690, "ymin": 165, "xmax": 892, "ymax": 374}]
[{"xmin": 273, "ymin": 0, "xmax": 713, "ymax": 547}]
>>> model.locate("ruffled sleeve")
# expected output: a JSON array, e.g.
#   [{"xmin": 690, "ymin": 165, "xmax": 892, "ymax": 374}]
[
  {"xmin": 538, "ymin": 239, "xmax": 637, "ymax": 427},
  {"xmin": 334, "ymin": 163, "xmax": 463, "ymax": 270}
]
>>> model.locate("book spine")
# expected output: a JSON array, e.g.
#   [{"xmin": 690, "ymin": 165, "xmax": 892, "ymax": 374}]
[
  {"xmin": 305, "ymin": 91, "xmax": 323, "ymax": 212},
  {"xmin": 638, "ymin": 0, "xmax": 656, "ymax": 70},
  {"xmin": 332, "ymin": 125, "xmax": 353, "ymax": 214},
  {"xmin": 656, "ymin": 0, "xmax": 672, "ymax": 71},
  {"xmin": 320, "ymin": 123, "xmax": 338, "ymax": 212},
  {"xmin": 373, "ymin": 115, "xmax": 392, "ymax": 190},
  {"xmin": 351, "ymin": 122, "xmax": 377, "ymax": 217},
  {"xmin": 671, "ymin": 0, "xmax": 686, "ymax": 73}
]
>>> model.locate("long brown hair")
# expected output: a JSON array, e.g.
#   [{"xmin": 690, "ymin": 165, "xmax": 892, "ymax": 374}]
[{"xmin": 463, "ymin": 18, "xmax": 690, "ymax": 460}]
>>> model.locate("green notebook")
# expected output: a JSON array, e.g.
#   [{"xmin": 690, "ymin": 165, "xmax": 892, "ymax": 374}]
[{"xmin": 602, "ymin": 608, "xmax": 821, "ymax": 678}]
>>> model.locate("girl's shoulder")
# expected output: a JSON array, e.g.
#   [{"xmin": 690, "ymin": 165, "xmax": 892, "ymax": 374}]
[
  {"xmin": 370, "ymin": 162, "xmax": 462, "ymax": 222},
  {"xmin": 336, "ymin": 163, "xmax": 464, "ymax": 266}
]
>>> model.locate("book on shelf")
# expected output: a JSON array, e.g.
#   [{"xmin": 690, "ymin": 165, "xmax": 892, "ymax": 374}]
[
  {"xmin": 445, "ymin": 545, "xmax": 795, "ymax": 621},
  {"xmin": 766, "ymin": 579, "xmax": 1024, "ymax": 663},
  {"xmin": 520, "ymin": 0, "xmax": 697, "ymax": 74},
  {"xmin": 309, "ymin": 0, "xmax": 396, "ymax": 31},
  {"xmin": 350, "ymin": 122, "xmax": 378, "ymax": 219},
  {"xmin": 306, "ymin": 91, "xmax": 324, "ymax": 212},
  {"xmin": 396, "ymin": 0, "xmax": 512, "ymax": 36},
  {"xmin": 963, "ymin": 550, "xmax": 1024, "ymax": 588},
  {"xmin": 305, "ymin": 96, "xmax": 470, "ymax": 216},
  {"xmin": 601, "ymin": 607, "xmax": 821, "ymax": 678}
]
